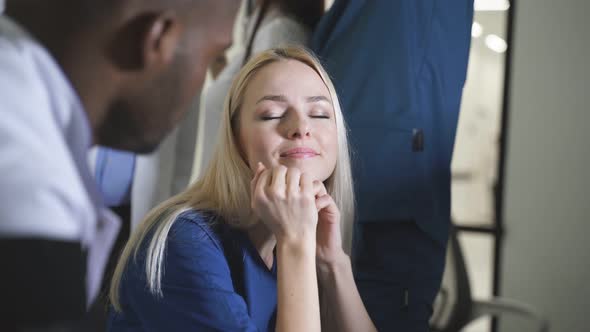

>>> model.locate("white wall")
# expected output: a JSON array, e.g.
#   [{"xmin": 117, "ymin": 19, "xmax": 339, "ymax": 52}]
[{"xmin": 500, "ymin": 0, "xmax": 590, "ymax": 331}]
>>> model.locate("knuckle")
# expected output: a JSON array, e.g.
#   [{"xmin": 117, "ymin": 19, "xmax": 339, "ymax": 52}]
[
  {"xmin": 268, "ymin": 187, "xmax": 285, "ymax": 200},
  {"xmin": 275, "ymin": 190, "xmax": 286, "ymax": 200},
  {"xmin": 301, "ymin": 192, "xmax": 314, "ymax": 203}
]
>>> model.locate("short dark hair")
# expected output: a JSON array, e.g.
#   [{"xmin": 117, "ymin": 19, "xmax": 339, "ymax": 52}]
[{"xmin": 5, "ymin": 0, "xmax": 122, "ymax": 29}]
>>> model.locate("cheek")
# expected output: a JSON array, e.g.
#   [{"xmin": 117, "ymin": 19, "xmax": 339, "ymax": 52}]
[
  {"xmin": 327, "ymin": 139, "xmax": 339, "ymax": 169},
  {"xmin": 240, "ymin": 128, "xmax": 278, "ymax": 168},
  {"xmin": 320, "ymin": 125, "xmax": 339, "ymax": 159},
  {"xmin": 184, "ymin": 59, "xmax": 208, "ymax": 103},
  {"xmin": 166, "ymin": 56, "xmax": 208, "ymax": 125}
]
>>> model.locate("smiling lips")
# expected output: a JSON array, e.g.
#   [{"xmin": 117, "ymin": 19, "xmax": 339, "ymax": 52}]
[{"xmin": 280, "ymin": 147, "xmax": 319, "ymax": 159}]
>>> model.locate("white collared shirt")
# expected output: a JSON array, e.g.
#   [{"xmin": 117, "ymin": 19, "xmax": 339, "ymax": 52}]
[{"xmin": 0, "ymin": 15, "xmax": 120, "ymax": 306}]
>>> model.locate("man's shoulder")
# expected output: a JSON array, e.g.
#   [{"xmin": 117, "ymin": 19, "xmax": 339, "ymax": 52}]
[
  {"xmin": 0, "ymin": 19, "xmax": 55, "ymax": 127},
  {"xmin": 0, "ymin": 19, "xmax": 93, "ymax": 239},
  {"xmin": 0, "ymin": 16, "xmax": 46, "ymax": 81}
]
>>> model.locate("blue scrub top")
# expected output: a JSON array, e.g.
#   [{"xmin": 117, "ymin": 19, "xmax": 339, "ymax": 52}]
[{"xmin": 108, "ymin": 210, "xmax": 277, "ymax": 332}]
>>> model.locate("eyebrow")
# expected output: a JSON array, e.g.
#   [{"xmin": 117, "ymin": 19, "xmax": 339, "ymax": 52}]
[
  {"xmin": 306, "ymin": 95, "xmax": 331, "ymax": 103},
  {"xmin": 255, "ymin": 95, "xmax": 331, "ymax": 104}
]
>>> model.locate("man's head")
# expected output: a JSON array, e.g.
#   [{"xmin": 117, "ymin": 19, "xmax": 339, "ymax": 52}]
[{"xmin": 6, "ymin": 0, "xmax": 239, "ymax": 153}]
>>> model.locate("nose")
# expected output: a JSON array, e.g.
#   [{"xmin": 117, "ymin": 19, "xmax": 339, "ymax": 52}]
[{"xmin": 286, "ymin": 113, "xmax": 311, "ymax": 139}]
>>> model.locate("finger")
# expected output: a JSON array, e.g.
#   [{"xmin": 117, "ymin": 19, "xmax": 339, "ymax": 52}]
[
  {"xmin": 250, "ymin": 162, "xmax": 266, "ymax": 195},
  {"xmin": 255, "ymin": 168, "xmax": 271, "ymax": 202},
  {"xmin": 315, "ymin": 194, "xmax": 340, "ymax": 221},
  {"xmin": 286, "ymin": 167, "xmax": 301, "ymax": 196},
  {"xmin": 313, "ymin": 180, "xmax": 327, "ymax": 198},
  {"xmin": 251, "ymin": 162, "xmax": 265, "ymax": 185},
  {"xmin": 300, "ymin": 172, "xmax": 313, "ymax": 196},
  {"xmin": 315, "ymin": 194, "xmax": 332, "ymax": 211},
  {"xmin": 270, "ymin": 165, "xmax": 287, "ymax": 195}
]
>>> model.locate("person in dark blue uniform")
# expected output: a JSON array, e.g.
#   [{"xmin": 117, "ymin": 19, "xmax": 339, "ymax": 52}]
[
  {"xmin": 107, "ymin": 47, "xmax": 376, "ymax": 331},
  {"xmin": 311, "ymin": 1, "xmax": 474, "ymax": 330}
]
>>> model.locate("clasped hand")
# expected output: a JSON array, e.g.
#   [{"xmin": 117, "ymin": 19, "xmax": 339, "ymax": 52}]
[{"xmin": 250, "ymin": 163, "xmax": 346, "ymax": 268}]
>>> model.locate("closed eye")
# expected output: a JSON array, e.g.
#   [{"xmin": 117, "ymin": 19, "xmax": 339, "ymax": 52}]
[
  {"xmin": 310, "ymin": 114, "xmax": 331, "ymax": 119},
  {"xmin": 260, "ymin": 115, "xmax": 283, "ymax": 120}
]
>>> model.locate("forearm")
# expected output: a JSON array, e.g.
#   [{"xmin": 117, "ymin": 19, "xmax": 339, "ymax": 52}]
[
  {"xmin": 275, "ymin": 237, "xmax": 321, "ymax": 332},
  {"xmin": 318, "ymin": 253, "xmax": 377, "ymax": 332}
]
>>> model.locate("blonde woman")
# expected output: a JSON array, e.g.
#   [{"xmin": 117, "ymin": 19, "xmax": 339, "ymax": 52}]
[
  {"xmin": 193, "ymin": 0, "xmax": 324, "ymax": 181},
  {"xmin": 108, "ymin": 47, "xmax": 376, "ymax": 332}
]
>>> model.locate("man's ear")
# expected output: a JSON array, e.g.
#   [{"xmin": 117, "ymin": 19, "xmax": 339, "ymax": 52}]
[
  {"xmin": 142, "ymin": 11, "xmax": 182, "ymax": 70},
  {"xmin": 107, "ymin": 12, "xmax": 182, "ymax": 72}
]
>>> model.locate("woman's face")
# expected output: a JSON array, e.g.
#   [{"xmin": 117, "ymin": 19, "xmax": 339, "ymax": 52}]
[{"xmin": 237, "ymin": 59, "xmax": 338, "ymax": 182}]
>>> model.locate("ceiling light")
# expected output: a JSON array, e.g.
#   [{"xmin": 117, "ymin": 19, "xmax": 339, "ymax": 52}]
[
  {"xmin": 475, "ymin": 0, "xmax": 510, "ymax": 11},
  {"xmin": 485, "ymin": 34, "xmax": 508, "ymax": 53}
]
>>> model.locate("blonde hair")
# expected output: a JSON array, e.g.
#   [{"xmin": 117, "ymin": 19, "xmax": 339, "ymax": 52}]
[{"xmin": 109, "ymin": 46, "xmax": 355, "ymax": 311}]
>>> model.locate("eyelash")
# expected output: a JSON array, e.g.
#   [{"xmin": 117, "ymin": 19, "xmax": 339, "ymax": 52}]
[
  {"xmin": 260, "ymin": 116, "xmax": 282, "ymax": 120},
  {"xmin": 260, "ymin": 114, "xmax": 331, "ymax": 121}
]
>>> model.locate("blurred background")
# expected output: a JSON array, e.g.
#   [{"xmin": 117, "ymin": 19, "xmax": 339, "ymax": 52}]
[{"xmin": 449, "ymin": 0, "xmax": 590, "ymax": 331}]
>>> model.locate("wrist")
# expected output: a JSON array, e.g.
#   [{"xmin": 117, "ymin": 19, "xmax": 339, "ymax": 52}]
[
  {"xmin": 276, "ymin": 232, "xmax": 316, "ymax": 257},
  {"xmin": 317, "ymin": 250, "xmax": 351, "ymax": 282}
]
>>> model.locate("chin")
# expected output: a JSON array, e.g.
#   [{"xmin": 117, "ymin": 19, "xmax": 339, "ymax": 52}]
[
  {"xmin": 133, "ymin": 141, "xmax": 161, "ymax": 154},
  {"xmin": 276, "ymin": 161, "xmax": 328, "ymax": 181},
  {"xmin": 128, "ymin": 128, "xmax": 171, "ymax": 154},
  {"xmin": 99, "ymin": 133, "xmax": 162, "ymax": 154},
  {"xmin": 317, "ymin": 173, "xmax": 332, "ymax": 183}
]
